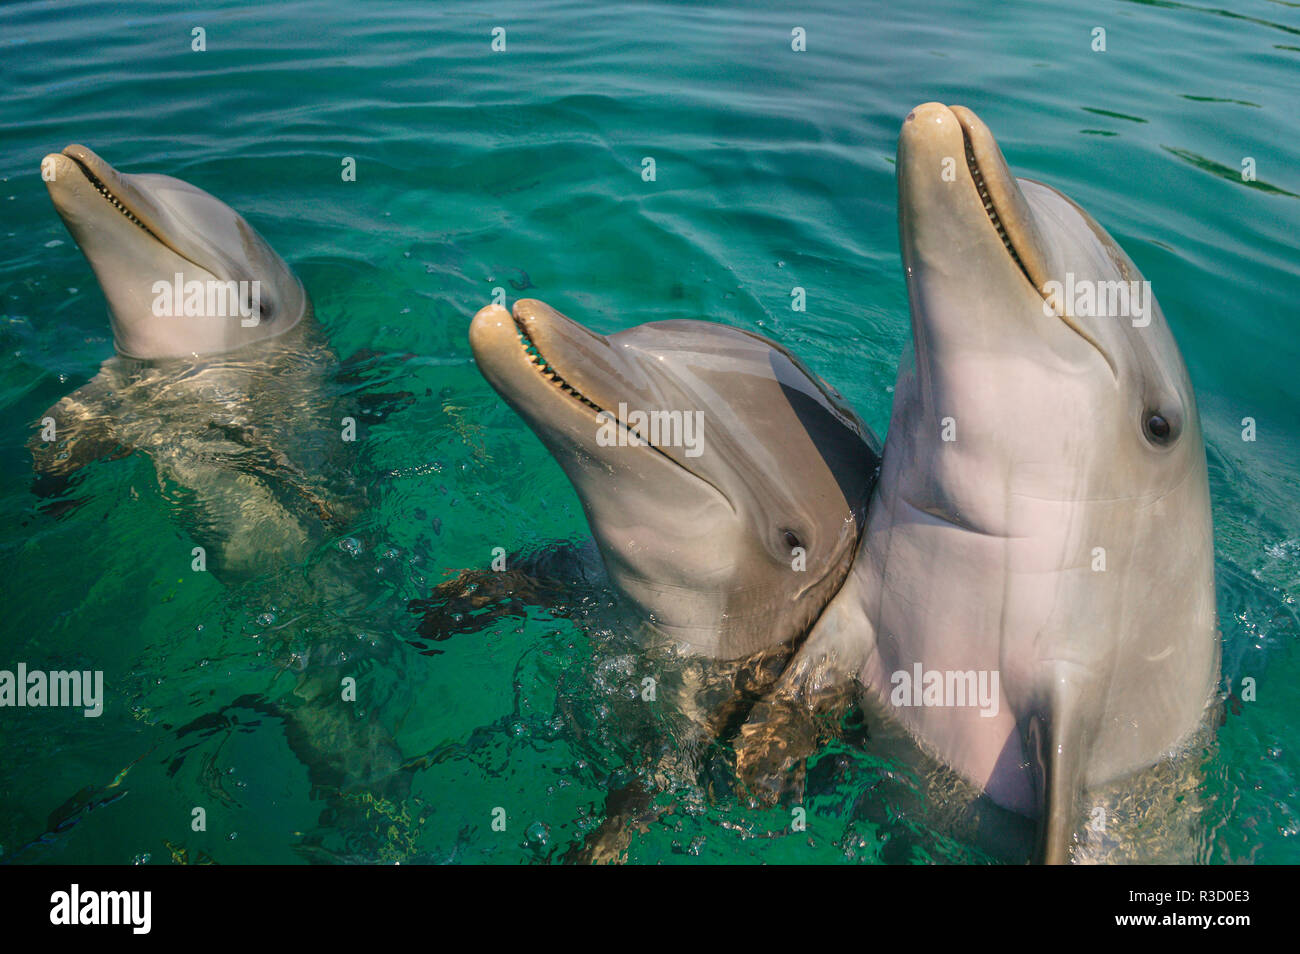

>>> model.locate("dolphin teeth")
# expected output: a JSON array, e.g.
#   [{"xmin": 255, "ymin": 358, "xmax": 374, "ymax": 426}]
[
  {"xmin": 68, "ymin": 156, "xmax": 161, "ymax": 243},
  {"xmin": 961, "ymin": 129, "xmax": 1032, "ymax": 285},
  {"xmin": 512, "ymin": 314, "xmax": 610, "ymax": 416}
]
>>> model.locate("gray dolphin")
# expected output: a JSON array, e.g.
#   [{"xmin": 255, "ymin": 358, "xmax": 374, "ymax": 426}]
[
  {"xmin": 469, "ymin": 298, "xmax": 880, "ymax": 663},
  {"xmin": 32, "ymin": 147, "xmax": 411, "ymax": 855},
  {"xmin": 466, "ymin": 297, "xmax": 881, "ymax": 860},
  {"xmin": 34, "ymin": 145, "xmax": 346, "ymax": 575},
  {"xmin": 748, "ymin": 103, "xmax": 1220, "ymax": 863}
]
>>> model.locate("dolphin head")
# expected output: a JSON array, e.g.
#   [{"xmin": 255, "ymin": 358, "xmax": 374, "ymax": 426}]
[
  {"xmin": 891, "ymin": 104, "xmax": 1217, "ymax": 859},
  {"xmin": 42, "ymin": 145, "xmax": 308, "ymax": 359},
  {"xmin": 470, "ymin": 298, "xmax": 879, "ymax": 660},
  {"xmin": 896, "ymin": 102, "xmax": 1201, "ymax": 488}
]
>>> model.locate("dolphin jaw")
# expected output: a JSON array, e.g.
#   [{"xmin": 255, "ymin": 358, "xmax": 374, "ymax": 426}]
[
  {"xmin": 48, "ymin": 145, "xmax": 215, "ymax": 279},
  {"xmin": 509, "ymin": 306, "xmax": 607, "ymax": 415},
  {"xmin": 62, "ymin": 152, "xmax": 160, "ymax": 240},
  {"xmin": 958, "ymin": 124, "xmax": 1036, "ymax": 292},
  {"xmin": 897, "ymin": 106, "xmax": 1048, "ymax": 339},
  {"xmin": 947, "ymin": 106, "xmax": 1056, "ymax": 308},
  {"xmin": 471, "ymin": 300, "xmax": 729, "ymax": 499},
  {"xmin": 899, "ymin": 105, "xmax": 1121, "ymax": 381}
]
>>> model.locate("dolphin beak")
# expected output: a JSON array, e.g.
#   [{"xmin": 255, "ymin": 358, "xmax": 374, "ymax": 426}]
[
  {"xmin": 946, "ymin": 106, "xmax": 1057, "ymax": 303},
  {"xmin": 46, "ymin": 145, "xmax": 150, "ymax": 230},
  {"xmin": 897, "ymin": 103, "xmax": 1057, "ymax": 312},
  {"xmin": 469, "ymin": 298, "xmax": 723, "ymax": 492},
  {"xmin": 42, "ymin": 144, "xmax": 206, "ymax": 274},
  {"xmin": 470, "ymin": 298, "xmax": 638, "ymax": 420}
]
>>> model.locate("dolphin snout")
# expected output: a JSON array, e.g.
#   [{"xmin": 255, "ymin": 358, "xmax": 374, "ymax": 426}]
[{"xmin": 899, "ymin": 102, "xmax": 958, "ymax": 143}]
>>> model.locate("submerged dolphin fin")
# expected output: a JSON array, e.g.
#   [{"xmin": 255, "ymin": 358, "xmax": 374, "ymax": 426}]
[
  {"xmin": 30, "ymin": 373, "xmax": 132, "ymax": 505},
  {"xmin": 1023, "ymin": 673, "xmax": 1096, "ymax": 864}
]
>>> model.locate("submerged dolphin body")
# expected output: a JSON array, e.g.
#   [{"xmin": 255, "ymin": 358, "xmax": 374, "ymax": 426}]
[{"xmin": 753, "ymin": 104, "xmax": 1219, "ymax": 862}]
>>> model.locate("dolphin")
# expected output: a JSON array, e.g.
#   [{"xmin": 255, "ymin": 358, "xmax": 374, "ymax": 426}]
[
  {"xmin": 463, "ymin": 298, "xmax": 882, "ymax": 860},
  {"xmin": 33, "ymin": 144, "xmax": 349, "ymax": 575},
  {"xmin": 32, "ymin": 147, "xmax": 412, "ymax": 856},
  {"xmin": 745, "ymin": 103, "xmax": 1220, "ymax": 863},
  {"xmin": 468, "ymin": 298, "xmax": 880, "ymax": 664}
]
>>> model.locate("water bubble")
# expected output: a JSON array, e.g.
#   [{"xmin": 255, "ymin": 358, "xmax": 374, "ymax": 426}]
[
  {"xmin": 339, "ymin": 537, "xmax": 362, "ymax": 556},
  {"xmin": 525, "ymin": 821, "xmax": 550, "ymax": 847},
  {"xmin": 256, "ymin": 612, "xmax": 276, "ymax": 626}
]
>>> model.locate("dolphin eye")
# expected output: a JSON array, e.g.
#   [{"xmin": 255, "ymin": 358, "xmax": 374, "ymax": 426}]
[
  {"xmin": 1143, "ymin": 412, "xmax": 1173, "ymax": 444},
  {"xmin": 783, "ymin": 530, "xmax": 802, "ymax": 550},
  {"xmin": 245, "ymin": 288, "xmax": 273, "ymax": 323}
]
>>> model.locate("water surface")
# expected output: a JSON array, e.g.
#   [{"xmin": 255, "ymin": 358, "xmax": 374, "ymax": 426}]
[{"xmin": 1, "ymin": 0, "xmax": 1297, "ymax": 863}]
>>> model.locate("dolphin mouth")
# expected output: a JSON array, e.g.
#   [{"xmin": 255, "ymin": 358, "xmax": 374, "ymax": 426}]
[
  {"xmin": 908, "ymin": 104, "xmax": 1117, "ymax": 374},
  {"xmin": 53, "ymin": 145, "xmax": 210, "ymax": 276},
  {"xmin": 63, "ymin": 151, "xmax": 160, "ymax": 241},
  {"xmin": 490, "ymin": 301, "xmax": 716, "ymax": 487},
  {"xmin": 959, "ymin": 125, "xmax": 1037, "ymax": 294},
  {"xmin": 510, "ymin": 309, "xmax": 607, "ymax": 415},
  {"xmin": 945, "ymin": 106, "xmax": 1053, "ymax": 303}
]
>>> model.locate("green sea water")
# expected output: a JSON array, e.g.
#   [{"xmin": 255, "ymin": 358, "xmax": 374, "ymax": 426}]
[{"xmin": 0, "ymin": 0, "xmax": 1297, "ymax": 864}]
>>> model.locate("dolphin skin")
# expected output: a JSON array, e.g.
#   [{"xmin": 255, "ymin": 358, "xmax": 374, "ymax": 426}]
[
  {"xmin": 469, "ymin": 298, "xmax": 880, "ymax": 663},
  {"xmin": 467, "ymin": 298, "xmax": 883, "ymax": 860},
  {"xmin": 34, "ymin": 145, "xmax": 349, "ymax": 576},
  {"xmin": 752, "ymin": 103, "xmax": 1219, "ymax": 863},
  {"xmin": 32, "ymin": 148, "xmax": 410, "ymax": 854}
]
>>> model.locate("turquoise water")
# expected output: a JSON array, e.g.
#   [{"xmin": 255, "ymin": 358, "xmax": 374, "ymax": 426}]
[{"xmin": 1, "ymin": 0, "xmax": 1298, "ymax": 863}]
